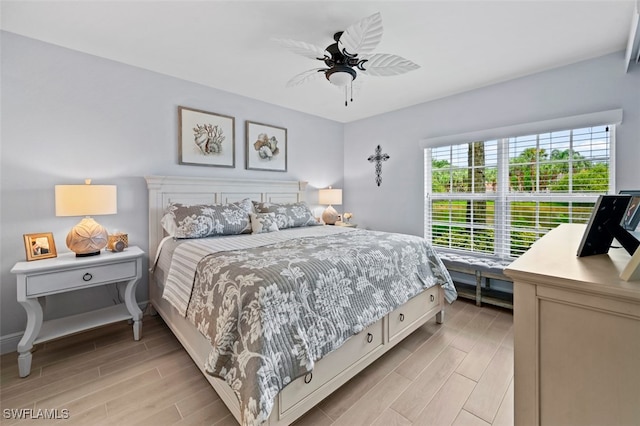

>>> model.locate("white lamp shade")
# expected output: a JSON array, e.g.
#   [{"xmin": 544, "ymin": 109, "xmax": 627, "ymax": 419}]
[
  {"xmin": 318, "ymin": 188, "xmax": 342, "ymax": 206},
  {"xmin": 328, "ymin": 71, "xmax": 354, "ymax": 87},
  {"xmin": 55, "ymin": 184, "xmax": 117, "ymax": 216}
]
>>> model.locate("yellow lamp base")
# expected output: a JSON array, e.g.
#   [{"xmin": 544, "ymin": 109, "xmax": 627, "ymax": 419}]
[{"xmin": 66, "ymin": 217, "xmax": 108, "ymax": 256}]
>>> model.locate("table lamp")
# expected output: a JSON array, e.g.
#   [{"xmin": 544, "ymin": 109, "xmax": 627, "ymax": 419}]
[
  {"xmin": 55, "ymin": 179, "xmax": 117, "ymax": 256},
  {"xmin": 318, "ymin": 187, "xmax": 342, "ymax": 225}
]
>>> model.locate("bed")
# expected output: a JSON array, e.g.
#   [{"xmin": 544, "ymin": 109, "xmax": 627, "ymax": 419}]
[{"xmin": 146, "ymin": 175, "xmax": 456, "ymax": 425}]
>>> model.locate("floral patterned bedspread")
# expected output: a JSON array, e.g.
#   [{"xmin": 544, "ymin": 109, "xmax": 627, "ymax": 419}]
[{"xmin": 184, "ymin": 228, "xmax": 456, "ymax": 425}]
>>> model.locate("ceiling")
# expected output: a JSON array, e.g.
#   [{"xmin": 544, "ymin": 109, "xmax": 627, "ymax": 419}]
[{"xmin": 1, "ymin": 1, "xmax": 636, "ymax": 123}]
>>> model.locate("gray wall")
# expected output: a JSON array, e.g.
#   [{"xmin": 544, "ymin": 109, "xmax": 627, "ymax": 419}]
[
  {"xmin": 343, "ymin": 51, "xmax": 640, "ymax": 235},
  {"xmin": 0, "ymin": 32, "xmax": 344, "ymax": 350}
]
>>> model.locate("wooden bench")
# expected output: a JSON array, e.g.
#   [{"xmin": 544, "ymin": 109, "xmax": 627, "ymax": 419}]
[{"xmin": 437, "ymin": 250, "xmax": 513, "ymax": 309}]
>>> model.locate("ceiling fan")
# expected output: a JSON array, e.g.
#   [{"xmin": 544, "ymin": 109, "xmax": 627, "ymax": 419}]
[{"xmin": 274, "ymin": 12, "xmax": 420, "ymax": 106}]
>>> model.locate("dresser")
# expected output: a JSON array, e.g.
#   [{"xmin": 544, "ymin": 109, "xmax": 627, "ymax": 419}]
[
  {"xmin": 11, "ymin": 247, "xmax": 144, "ymax": 377},
  {"xmin": 504, "ymin": 224, "xmax": 640, "ymax": 425}
]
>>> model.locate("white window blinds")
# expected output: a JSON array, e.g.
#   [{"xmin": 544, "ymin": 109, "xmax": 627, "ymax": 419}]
[{"xmin": 425, "ymin": 124, "xmax": 613, "ymax": 259}]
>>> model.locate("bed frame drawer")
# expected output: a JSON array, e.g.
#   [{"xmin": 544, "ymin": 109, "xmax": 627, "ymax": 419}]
[
  {"xmin": 279, "ymin": 318, "xmax": 384, "ymax": 414},
  {"xmin": 388, "ymin": 286, "xmax": 440, "ymax": 342}
]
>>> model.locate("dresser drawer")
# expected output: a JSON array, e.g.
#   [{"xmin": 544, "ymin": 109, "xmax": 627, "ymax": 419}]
[
  {"xmin": 388, "ymin": 286, "xmax": 440, "ymax": 341},
  {"xmin": 279, "ymin": 318, "xmax": 384, "ymax": 414},
  {"xmin": 26, "ymin": 261, "xmax": 137, "ymax": 296}
]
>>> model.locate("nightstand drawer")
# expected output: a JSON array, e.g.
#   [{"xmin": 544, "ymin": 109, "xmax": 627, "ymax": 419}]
[{"xmin": 26, "ymin": 261, "xmax": 137, "ymax": 296}]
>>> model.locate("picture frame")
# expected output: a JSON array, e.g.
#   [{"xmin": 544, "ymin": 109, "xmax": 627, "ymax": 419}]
[
  {"xmin": 577, "ymin": 195, "xmax": 635, "ymax": 257},
  {"xmin": 178, "ymin": 106, "xmax": 235, "ymax": 168},
  {"xmin": 620, "ymin": 190, "xmax": 640, "ymax": 231},
  {"xmin": 23, "ymin": 233, "xmax": 57, "ymax": 261},
  {"xmin": 245, "ymin": 121, "xmax": 287, "ymax": 172}
]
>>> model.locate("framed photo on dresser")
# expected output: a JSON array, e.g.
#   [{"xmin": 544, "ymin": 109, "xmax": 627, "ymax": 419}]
[
  {"xmin": 620, "ymin": 190, "xmax": 640, "ymax": 231},
  {"xmin": 577, "ymin": 195, "xmax": 637, "ymax": 257}
]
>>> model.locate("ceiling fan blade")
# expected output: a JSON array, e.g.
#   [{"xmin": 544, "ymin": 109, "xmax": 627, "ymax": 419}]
[
  {"xmin": 339, "ymin": 12, "xmax": 383, "ymax": 56},
  {"xmin": 285, "ymin": 68, "xmax": 326, "ymax": 87},
  {"xmin": 272, "ymin": 38, "xmax": 328, "ymax": 60},
  {"xmin": 360, "ymin": 53, "xmax": 420, "ymax": 77}
]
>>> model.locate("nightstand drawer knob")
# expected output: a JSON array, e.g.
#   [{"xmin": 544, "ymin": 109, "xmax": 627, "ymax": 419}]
[
  {"xmin": 430, "ymin": 294, "xmax": 435, "ymax": 302},
  {"xmin": 82, "ymin": 273, "xmax": 93, "ymax": 282}
]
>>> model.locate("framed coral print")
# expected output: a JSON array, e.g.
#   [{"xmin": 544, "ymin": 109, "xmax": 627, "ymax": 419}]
[
  {"xmin": 179, "ymin": 106, "xmax": 235, "ymax": 168},
  {"xmin": 245, "ymin": 121, "xmax": 287, "ymax": 172},
  {"xmin": 23, "ymin": 233, "xmax": 57, "ymax": 261}
]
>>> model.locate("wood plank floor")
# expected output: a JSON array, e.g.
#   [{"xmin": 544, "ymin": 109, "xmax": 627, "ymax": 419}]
[{"xmin": 0, "ymin": 299, "xmax": 513, "ymax": 425}]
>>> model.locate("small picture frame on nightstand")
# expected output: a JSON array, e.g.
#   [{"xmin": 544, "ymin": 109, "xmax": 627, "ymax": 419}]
[{"xmin": 23, "ymin": 233, "xmax": 57, "ymax": 261}]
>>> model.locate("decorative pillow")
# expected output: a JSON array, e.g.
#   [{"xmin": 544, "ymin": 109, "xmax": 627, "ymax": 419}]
[
  {"xmin": 253, "ymin": 201, "xmax": 320, "ymax": 229},
  {"xmin": 161, "ymin": 198, "xmax": 254, "ymax": 238},
  {"xmin": 250, "ymin": 212, "xmax": 280, "ymax": 234}
]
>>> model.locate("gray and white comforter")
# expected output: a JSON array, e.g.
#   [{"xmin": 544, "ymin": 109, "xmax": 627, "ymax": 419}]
[{"xmin": 163, "ymin": 227, "xmax": 456, "ymax": 425}]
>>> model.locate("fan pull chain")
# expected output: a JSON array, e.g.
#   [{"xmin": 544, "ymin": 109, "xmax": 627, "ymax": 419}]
[{"xmin": 343, "ymin": 81, "xmax": 354, "ymax": 106}]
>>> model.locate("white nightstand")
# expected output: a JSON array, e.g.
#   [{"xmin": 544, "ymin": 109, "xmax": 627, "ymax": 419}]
[{"xmin": 10, "ymin": 246, "xmax": 144, "ymax": 377}]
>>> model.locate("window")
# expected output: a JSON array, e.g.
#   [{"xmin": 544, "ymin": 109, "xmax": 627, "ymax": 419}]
[{"xmin": 425, "ymin": 125, "xmax": 613, "ymax": 259}]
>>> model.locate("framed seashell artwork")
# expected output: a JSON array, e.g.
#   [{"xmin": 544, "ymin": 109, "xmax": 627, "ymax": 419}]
[
  {"xmin": 178, "ymin": 106, "xmax": 235, "ymax": 168},
  {"xmin": 245, "ymin": 120, "xmax": 287, "ymax": 172}
]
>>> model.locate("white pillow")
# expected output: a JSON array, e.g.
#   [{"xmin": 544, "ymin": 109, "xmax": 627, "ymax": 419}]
[{"xmin": 250, "ymin": 212, "xmax": 280, "ymax": 234}]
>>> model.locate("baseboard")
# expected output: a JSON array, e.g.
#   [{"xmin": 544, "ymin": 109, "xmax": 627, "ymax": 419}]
[
  {"xmin": 0, "ymin": 332, "xmax": 24, "ymax": 355},
  {"xmin": 0, "ymin": 300, "xmax": 150, "ymax": 355}
]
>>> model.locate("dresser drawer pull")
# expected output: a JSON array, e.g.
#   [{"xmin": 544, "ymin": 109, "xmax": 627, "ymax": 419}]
[
  {"xmin": 82, "ymin": 273, "xmax": 93, "ymax": 282},
  {"xmin": 304, "ymin": 372, "xmax": 313, "ymax": 384},
  {"xmin": 430, "ymin": 294, "xmax": 435, "ymax": 302},
  {"xmin": 367, "ymin": 333, "xmax": 374, "ymax": 343},
  {"xmin": 399, "ymin": 313, "xmax": 405, "ymax": 322}
]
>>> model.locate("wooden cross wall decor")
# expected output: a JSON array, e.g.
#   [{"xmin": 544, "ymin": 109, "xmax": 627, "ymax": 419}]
[{"xmin": 367, "ymin": 145, "xmax": 390, "ymax": 187}]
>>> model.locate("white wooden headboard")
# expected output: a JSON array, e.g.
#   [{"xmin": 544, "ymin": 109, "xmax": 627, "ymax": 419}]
[{"xmin": 145, "ymin": 176, "xmax": 307, "ymax": 261}]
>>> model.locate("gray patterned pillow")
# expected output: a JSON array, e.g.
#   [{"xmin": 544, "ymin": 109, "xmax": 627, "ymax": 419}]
[
  {"xmin": 253, "ymin": 201, "xmax": 320, "ymax": 229},
  {"xmin": 162, "ymin": 198, "xmax": 254, "ymax": 238},
  {"xmin": 249, "ymin": 212, "xmax": 280, "ymax": 234}
]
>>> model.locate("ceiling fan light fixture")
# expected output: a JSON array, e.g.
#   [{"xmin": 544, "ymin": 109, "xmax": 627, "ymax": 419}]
[
  {"xmin": 326, "ymin": 66, "xmax": 356, "ymax": 86},
  {"xmin": 278, "ymin": 12, "xmax": 419, "ymax": 106}
]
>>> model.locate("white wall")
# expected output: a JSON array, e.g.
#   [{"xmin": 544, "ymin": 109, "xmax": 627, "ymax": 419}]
[
  {"xmin": 0, "ymin": 32, "xmax": 344, "ymax": 351},
  {"xmin": 343, "ymin": 51, "xmax": 640, "ymax": 235}
]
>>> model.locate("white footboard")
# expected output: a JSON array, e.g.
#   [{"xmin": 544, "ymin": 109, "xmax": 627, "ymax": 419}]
[{"xmin": 150, "ymin": 280, "xmax": 445, "ymax": 425}]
